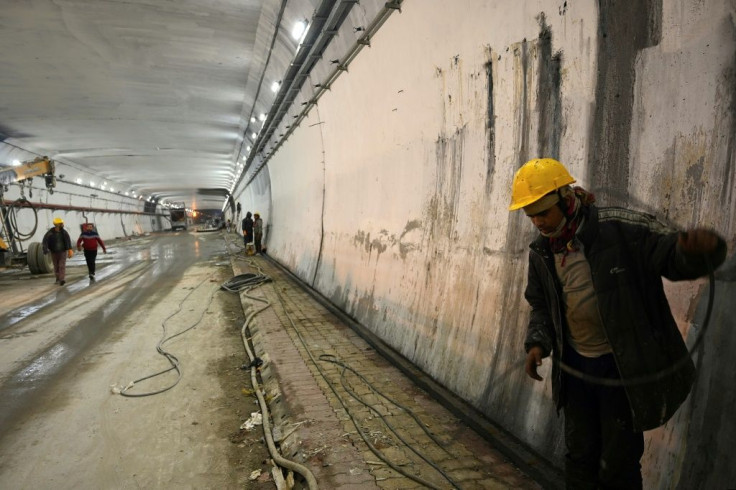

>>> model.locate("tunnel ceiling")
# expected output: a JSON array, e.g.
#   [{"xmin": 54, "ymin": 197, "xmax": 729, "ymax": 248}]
[{"xmin": 0, "ymin": 0, "xmax": 284, "ymax": 209}]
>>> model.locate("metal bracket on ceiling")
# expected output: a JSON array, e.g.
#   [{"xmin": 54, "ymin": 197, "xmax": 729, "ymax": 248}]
[
  {"xmin": 358, "ymin": 35, "xmax": 371, "ymax": 46},
  {"xmin": 385, "ymin": 1, "xmax": 402, "ymax": 12}
]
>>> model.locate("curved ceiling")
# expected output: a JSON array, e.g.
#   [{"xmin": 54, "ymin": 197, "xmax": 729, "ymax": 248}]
[
  {"xmin": 0, "ymin": 0, "xmax": 275, "ymax": 209},
  {"xmin": 0, "ymin": 0, "xmax": 395, "ymax": 210}
]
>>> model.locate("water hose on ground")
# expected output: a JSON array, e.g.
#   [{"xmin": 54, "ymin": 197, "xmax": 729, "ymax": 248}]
[{"xmin": 227, "ymin": 270, "xmax": 319, "ymax": 490}]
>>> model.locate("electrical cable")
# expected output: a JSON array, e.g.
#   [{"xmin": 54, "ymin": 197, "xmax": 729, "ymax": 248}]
[
  {"xmin": 119, "ymin": 274, "xmax": 218, "ymax": 397},
  {"xmin": 269, "ymin": 280, "xmax": 458, "ymax": 490},
  {"xmin": 319, "ymin": 354, "xmax": 461, "ymax": 489}
]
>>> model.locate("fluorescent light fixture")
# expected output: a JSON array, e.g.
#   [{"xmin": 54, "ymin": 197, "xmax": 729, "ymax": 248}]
[
  {"xmin": 270, "ymin": 81, "xmax": 280, "ymax": 93},
  {"xmin": 76, "ymin": 178, "xmax": 83, "ymax": 184},
  {"xmin": 259, "ymin": 113, "xmax": 267, "ymax": 121},
  {"xmin": 12, "ymin": 159, "xmax": 21, "ymax": 166},
  {"xmin": 247, "ymin": 146, "xmax": 251, "ymax": 151},
  {"xmin": 292, "ymin": 20, "xmax": 307, "ymax": 40},
  {"xmin": 250, "ymin": 117, "xmax": 256, "ymax": 123},
  {"xmin": 251, "ymin": 132, "xmax": 257, "ymax": 139},
  {"xmin": 90, "ymin": 181, "xmax": 95, "ymax": 187}
]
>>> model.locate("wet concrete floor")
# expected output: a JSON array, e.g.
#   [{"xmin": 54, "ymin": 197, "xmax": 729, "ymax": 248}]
[{"xmin": 0, "ymin": 231, "xmax": 559, "ymax": 489}]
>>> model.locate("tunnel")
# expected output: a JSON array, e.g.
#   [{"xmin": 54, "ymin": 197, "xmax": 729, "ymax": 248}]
[{"xmin": 1, "ymin": 1, "xmax": 735, "ymax": 489}]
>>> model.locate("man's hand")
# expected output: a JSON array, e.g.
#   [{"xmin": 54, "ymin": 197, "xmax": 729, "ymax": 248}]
[
  {"xmin": 525, "ymin": 346, "xmax": 544, "ymax": 381},
  {"xmin": 77, "ymin": 246, "xmax": 82, "ymax": 252},
  {"xmin": 67, "ymin": 249, "xmax": 73, "ymax": 259},
  {"xmin": 679, "ymin": 229, "xmax": 720, "ymax": 255}
]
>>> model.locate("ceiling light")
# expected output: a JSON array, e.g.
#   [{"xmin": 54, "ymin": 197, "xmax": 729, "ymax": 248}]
[
  {"xmin": 250, "ymin": 117, "xmax": 256, "ymax": 123},
  {"xmin": 90, "ymin": 181, "xmax": 95, "ymax": 187},
  {"xmin": 251, "ymin": 132, "xmax": 257, "ymax": 139},
  {"xmin": 258, "ymin": 113, "xmax": 266, "ymax": 121},
  {"xmin": 270, "ymin": 81, "xmax": 281, "ymax": 93},
  {"xmin": 247, "ymin": 146, "xmax": 251, "ymax": 151},
  {"xmin": 12, "ymin": 159, "xmax": 21, "ymax": 166},
  {"xmin": 292, "ymin": 20, "xmax": 308, "ymax": 40}
]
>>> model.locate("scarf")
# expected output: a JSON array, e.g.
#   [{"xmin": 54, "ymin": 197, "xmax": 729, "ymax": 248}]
[{"xmin": 546, "ymin": 187, "xmax": 595, "ymax": 264}]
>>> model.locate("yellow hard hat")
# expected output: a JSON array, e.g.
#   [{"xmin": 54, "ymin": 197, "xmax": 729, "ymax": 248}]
[
  {"xmin": 508, "ymin": 158, "xmax": 576, "ymax": 211},
  {"xmin": 53, "ymin": 217, "xmax": 64, "ymax": 225}
]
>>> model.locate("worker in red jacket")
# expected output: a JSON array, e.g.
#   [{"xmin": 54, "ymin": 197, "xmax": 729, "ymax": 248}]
[{"xmin": 76, "ymin": 223, "xmax": 107, "ymax": 281}]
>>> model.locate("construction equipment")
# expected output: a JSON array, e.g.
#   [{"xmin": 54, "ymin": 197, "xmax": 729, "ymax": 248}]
[{"xmin": 0, "ymin": 156, "xmax": 57, "ymax": 272}]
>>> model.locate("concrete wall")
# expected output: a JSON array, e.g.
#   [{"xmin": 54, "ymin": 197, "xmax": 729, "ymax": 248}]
[{"xmin": 237, "ymin": 1, "xmax": 736, "ymax": 487}]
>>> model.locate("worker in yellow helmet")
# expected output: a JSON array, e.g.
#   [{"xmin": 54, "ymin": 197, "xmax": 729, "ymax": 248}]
[
  {"xmin": 42, "ymin": 217, "xmax": 74, "ymax": 286},
  {"xmin": 510, "ymin": 158, "xmax": 727, "ymax": 489}
]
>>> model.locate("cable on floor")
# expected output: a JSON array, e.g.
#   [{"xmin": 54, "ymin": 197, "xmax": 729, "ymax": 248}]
[
  {"xmin": 270, "ymin": 280, "xmax": 461, "ymax": 490},
  {"xmin": 119, "ymin": 274, "xmax": 218, "ymax": 397}
]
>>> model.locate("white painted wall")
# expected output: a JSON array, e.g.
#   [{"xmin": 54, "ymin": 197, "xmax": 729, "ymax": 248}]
[{"xmin": 239, "ymin": 1, "xmax": 736, "ymax": 487}]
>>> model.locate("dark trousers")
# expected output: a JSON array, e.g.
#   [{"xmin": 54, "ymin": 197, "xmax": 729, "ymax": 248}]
[
  {"xmin": 563, "ymin": 349, "xmax": 644, "ymax": 490},
  {"xmin": 51, "ymin": 251, "xmax": 67, "ymax": 281},
  {"xmin": 254, "ymin": 233, "xmax": 262, "ymax": 253},
  {"xmin": 83, "ymin": 249, "xmax": 98, "ymax": 275}
]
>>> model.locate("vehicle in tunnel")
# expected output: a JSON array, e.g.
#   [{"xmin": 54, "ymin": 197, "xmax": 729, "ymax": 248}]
[{"xmin": 168, "ymin": 205, "xmax": 188, "ymax": 231}]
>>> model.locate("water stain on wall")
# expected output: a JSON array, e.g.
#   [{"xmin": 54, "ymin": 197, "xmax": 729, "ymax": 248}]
[
  {"xmin": 536, "ymin": 13, "xmax": 563, "ymax": 159},
  {"xmin": 587, "ymin": 0, "xmax": 663, "ymax": 204}
]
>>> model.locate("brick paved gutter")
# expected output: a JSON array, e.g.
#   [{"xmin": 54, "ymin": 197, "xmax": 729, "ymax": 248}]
[{"xmin": 231, "ymin": 253, "xmax": 563, "ymax": 489}]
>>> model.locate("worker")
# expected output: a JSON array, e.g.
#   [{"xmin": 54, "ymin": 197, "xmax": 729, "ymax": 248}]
[
  {"xmin": 76, "ymin": 223, "xmax": 107, "ymax": 281},
  {"xmin": 242, "ymin": 211, "xmax": 253, "ymax": 250},
  {"xmin": 509, "ymin": 158, "xmax": 727, "ymax": 489},
  {"xmin": 253, "ymin": 212, "xmax": 263, "ymax": 254},
  {"xmin": 42, "ymin": 217, "xmax": 74, "ymax": 286}
]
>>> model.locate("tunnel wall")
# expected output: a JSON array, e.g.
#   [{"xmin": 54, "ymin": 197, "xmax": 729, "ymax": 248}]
[
  {"xmin": 242, "ymin": 1, "xmax": 736, "ymax": 487},
  {"xmin": 1, "ymin": 143, "xmax": 160, "ymax": 244}
]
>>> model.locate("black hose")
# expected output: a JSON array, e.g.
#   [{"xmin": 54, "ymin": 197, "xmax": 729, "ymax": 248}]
[
  {"xmin": 7, "ymin": 198, "xmax": 38, "ymax": 241},
  {"xmin": 553, "ymin": 257, "xmax": 716, "ymax": 387}
]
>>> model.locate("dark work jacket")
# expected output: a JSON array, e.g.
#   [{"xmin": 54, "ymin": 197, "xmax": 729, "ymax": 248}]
[
  {"xmin": 42, "ymin": 228, "xmax": 72, "ymax": 253},
  {"xmin": 242, "ymin": 217, "xmax": 253, "ymax": 237},
  {"xmin": 524, "ymin": 205, "xmax": 727, "ymax": 431}
]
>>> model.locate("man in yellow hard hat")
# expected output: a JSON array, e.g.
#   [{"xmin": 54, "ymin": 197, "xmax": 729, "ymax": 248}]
[
  {"xmin": 42, "ymin": 217, "xmax": 74, "ymax": 286},
  {"xmin": 509, "ymin": 158, "xmax": 727, "ymax": 489}
]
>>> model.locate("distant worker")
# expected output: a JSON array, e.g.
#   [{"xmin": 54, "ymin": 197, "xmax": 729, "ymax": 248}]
[
  {"xmin": 242, "ymin": 211, "xmax": 253, "ymax": 249},
  {"xmin": 509, "ymin": 158, "xmax": 727, "ymax": 489},
  {"xmin": 42, "ymin": 217, "xmax": 74, "ymax": 286},
  {"xmin": 226, "ymin": 219, "xmax": 232, "ymax": 233},
  {"xmin": 76, "ymin": 223, "xmax": 107, "ymax": 281},
  {"xmin": 253, "ymin": 212, "xmax": 264, "ymax": 254}
]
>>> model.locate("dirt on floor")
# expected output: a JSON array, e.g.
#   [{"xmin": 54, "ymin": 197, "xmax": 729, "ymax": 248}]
[{"xmin": 0, "ymin": 236, "xmax": 281, "ymax": 489}]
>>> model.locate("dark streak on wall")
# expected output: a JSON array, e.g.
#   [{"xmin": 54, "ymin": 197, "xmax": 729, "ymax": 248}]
[
  {"xmin": 587, "ymin": 0, "xmax": 662, "ymax": 204},
  {"xmin": 486, "ymin": 60, "xmax": 496, "ymax": 195},
  {"xmin": 480, "ymin": 36, "xmax": 547, "ymax": 441},
  {"xmin": 719, "ymin": 43, "xmax": 736, "ymax": 206},
  {"xmin": 536, "ymin": 14, "xmax": 563, "ymax": 159},
  {"xmin": 519, "ymin": 39, "xmax": 530, "ymax": 165}
]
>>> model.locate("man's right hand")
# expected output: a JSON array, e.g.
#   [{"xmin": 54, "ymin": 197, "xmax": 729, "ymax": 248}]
[{"xmin": 525, "ymin": 346, "xmax": 544, "ymax": 381}]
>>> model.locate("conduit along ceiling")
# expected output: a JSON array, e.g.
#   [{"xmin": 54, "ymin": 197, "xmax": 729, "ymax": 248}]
[{"xmin": 0, "ymin": 0, "xmax": 399, "ymax": 211}]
